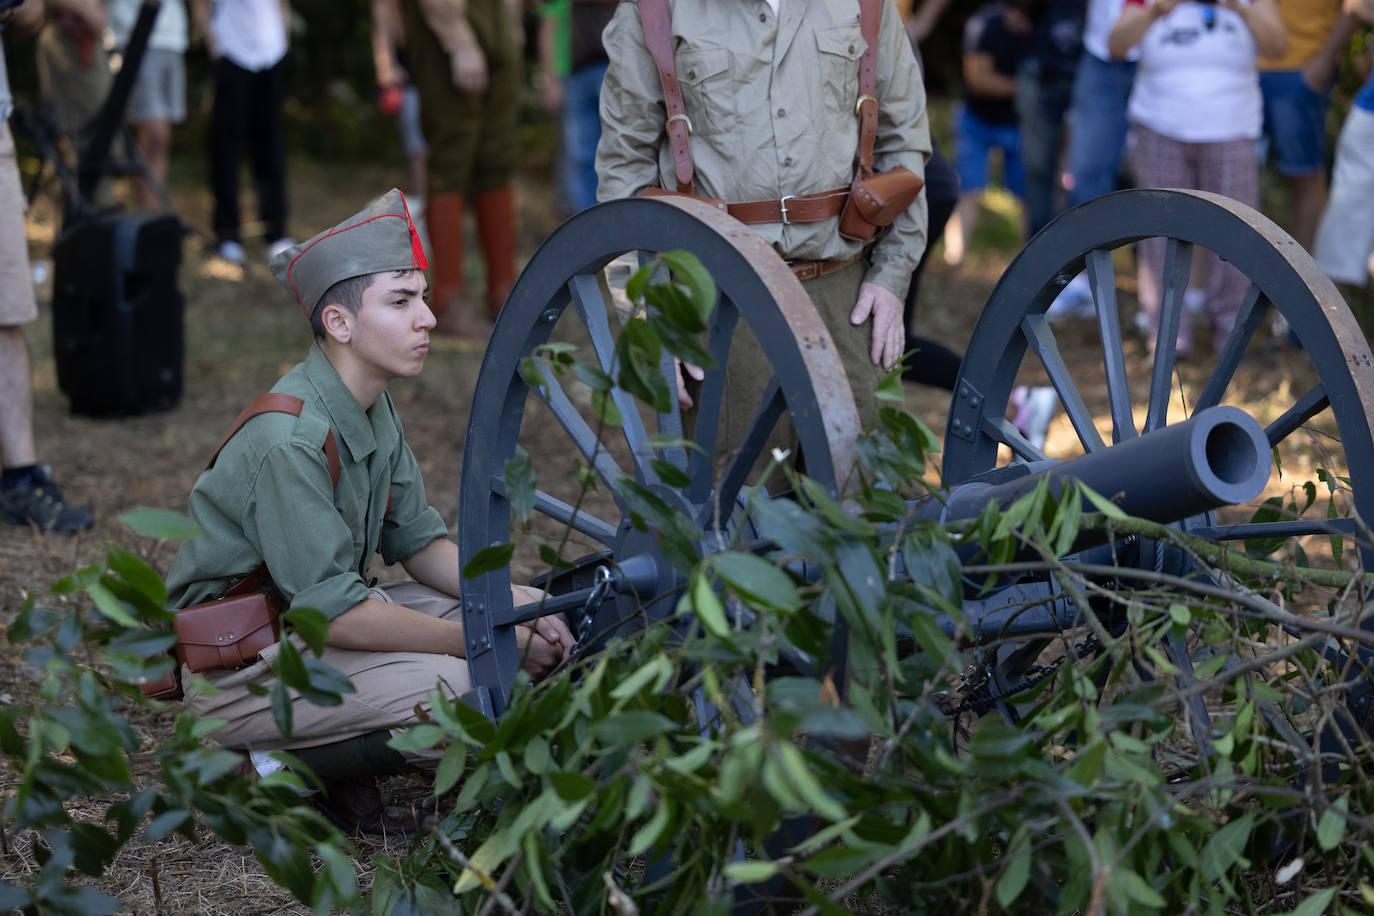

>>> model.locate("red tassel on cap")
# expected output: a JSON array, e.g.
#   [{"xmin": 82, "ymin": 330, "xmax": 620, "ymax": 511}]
[{"xmin": 400, "ymin": 192, "xmax": 429, "ymax": 270}]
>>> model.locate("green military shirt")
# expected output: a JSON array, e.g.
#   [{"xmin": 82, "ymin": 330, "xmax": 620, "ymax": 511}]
[
  {"xmin": 595, "ymin": 0, "xmax": 932, "ymax": 301},
  {"xmin": 166, "ymin": 343, "xmax": 449, "ymax": 620}
]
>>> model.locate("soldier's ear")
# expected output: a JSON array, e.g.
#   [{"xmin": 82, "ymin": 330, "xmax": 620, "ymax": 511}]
[{"xmin": 320, "ymin": 303, "xmax": 353, "ymax": 345}]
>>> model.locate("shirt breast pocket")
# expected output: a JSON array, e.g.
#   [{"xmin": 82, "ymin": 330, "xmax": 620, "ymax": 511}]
[
  {"xmin": 675, "ymin": 46, "xmax": 735, "ymax": 139},
  {"xmin": 814, "ymin": 25, "xmax": 865, "ymax": 120}
]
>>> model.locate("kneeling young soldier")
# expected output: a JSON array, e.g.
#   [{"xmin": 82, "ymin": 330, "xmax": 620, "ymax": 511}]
[{"xmin": 165, "ymin": 189, "xmax": 571, "ymax": 835}]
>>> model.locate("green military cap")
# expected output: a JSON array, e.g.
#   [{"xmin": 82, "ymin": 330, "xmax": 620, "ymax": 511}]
[{"xmin": 269, "ymin": 188, "xmax": 429, "ymax": 320}]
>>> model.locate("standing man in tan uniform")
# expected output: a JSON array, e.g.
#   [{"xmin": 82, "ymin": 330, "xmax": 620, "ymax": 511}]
[
  {"xmin": 596, "ymin": 0, "xmax": 932, "ymax": 455},
  {"xmin": 402, "ymin": 0, "xmax": 520, "ymax": 337}
]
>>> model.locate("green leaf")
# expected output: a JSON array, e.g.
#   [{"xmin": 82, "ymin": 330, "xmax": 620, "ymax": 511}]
[
  {"xmin": 1201, "ymin": 813, "xmax": 1253, "ymax": 882},
  {"xmin": 504, "ymin": 447, "xmax": 536, "ymax": 523},
  {"xmin": 388, "ymin": 724, "xmax": 447, "ymax": 753},
  {"xmin": 1115, "ymin": 867, "xmax": 1166, "ymax": 908},
  {"xmin": 1279, "ymin": 888, "xmax": 1336, "ymax": 916},
  {"xmin": 105, "ymin": 546, "xmax": 167, "ymax": 607},
  {"xmin": 995, "ymin": 831, "xmax": 1031, "ymax": 909},
  {"xmin": 282, "ymin": 607, "xmax": 329, "ymax": 657},
  {"xmin": 145, "ymin": 809, "xmax": 191, "ymax": 840},
  {"xmin": 627, "ymin": 801, "xmax": 671, "ymax": 857},
  {"xmin": 572, "ymin": 361, "xmax": 614, "ymax": 391},
  {"xmin": 434, "ymin": 741, "xmax": 468, "ymax": 795},
  {"xmin": 724, "ymin": 860, "xmax": 780, "ymax": 884},
  {"xmin": 610, "ymin": 653, "xmax": 673, "ymax": 700},
  {"xmin": 711, "ymin": 552, "xmax": 801, "ymax": 613},
  {"xmin": 550, "ymin": 770, "xmax": 597, "ymax": 802},
  {"xmin": 659, "ymin": 249, "xmax": 717, "ymax": 327},
  {"xmin": 85, "ymin": 581, "xmax": 139, "ymax": 628},
  {"xmin": 524, "ymin": 735, "xmax": 551, "ymax": 775},
  {"xmin": 776, "ymin": 743, "xmax": 847, "ymax": 821},
  {"xmin": 462, "ymin": 543, "xmax": 515, "ymax": 579},
  {"xmin": 120, "ymin": 507, "xmax": 202, "ymax": 541},
  {"xmin": 590, "ymin": 710, "xmax": 679, "ymax": 747},
  {"xmin": 682, "ymin": 569, "xmax": 732, "ymax": 639},
  {"xmin": 1078, "ymin": 482, "xmax": 1128, "ymax": 520},
  {"xmin": 1317, "ymin": 794, "xmax": 1348, "ymax": 851},
  {"xmin": 875, "ymin": 367, "xmax": 904, "ymax": 403},
  {"xmin": 649, "ymin": 458, "xmax": 692, "ymax": 489}
]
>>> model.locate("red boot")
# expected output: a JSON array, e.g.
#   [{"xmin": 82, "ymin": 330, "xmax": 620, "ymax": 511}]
[
  {"xmin": 474, "ymin": 187, "xmax": 517, "ymax": 322},
  {"xmin": 425, "ymin": 192, "xmax": 472, "ymax": 336}
]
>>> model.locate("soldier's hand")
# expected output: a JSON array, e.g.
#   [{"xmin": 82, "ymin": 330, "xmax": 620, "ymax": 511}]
[
  {"xmin": 850, "ymin": 282, "xmax": 905, "ymax": 370},
  {"xmin": 450, "ymin": 43, "xmax": 488, "ymax": 94},
  {"xmin": 515, "ymin": 618, "xmax": 571, "ymax": 680},
  {"xmin": 674, "ymin": 358, "xmax": 705, "ymax": 411}
]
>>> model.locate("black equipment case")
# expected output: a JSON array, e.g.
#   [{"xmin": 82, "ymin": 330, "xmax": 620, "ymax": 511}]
[
  {"xmin": 46, "ymin": 0, "xmax": 186, "ymax": 417},
  {"xmin": 51, "ymin": 212, "xmax": 184, "ymax": 416}
]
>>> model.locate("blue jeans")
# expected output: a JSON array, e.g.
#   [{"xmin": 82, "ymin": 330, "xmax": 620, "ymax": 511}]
[
  {"xmin": 1065, "ymin": 53, "xmax": 1136, "ymax": 208},
  {"xmin": 953, "ymin": 104, "xmax": 1024, "ymax": 197},
  {"xmin": 560, "ymin": 61, "xmax": 608, "ymax": 214},
  {"xmin": 1017, "ymin": 67, "xmax": 1075, "ymax": 237}
]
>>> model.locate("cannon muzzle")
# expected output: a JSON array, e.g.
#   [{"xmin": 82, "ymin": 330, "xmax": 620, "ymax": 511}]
[{"xmin": 916, "ymin": 405, "xmax": 1272, "ymax": 526}]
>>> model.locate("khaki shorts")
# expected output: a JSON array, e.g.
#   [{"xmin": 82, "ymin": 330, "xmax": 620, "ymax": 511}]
[
  {"xmin": 0, "ymin": 123, "xmax": 38, "ymax": 328},
  {"xmin": 186, "ymin": 581, "xmax": 474, "ymax": 753}
]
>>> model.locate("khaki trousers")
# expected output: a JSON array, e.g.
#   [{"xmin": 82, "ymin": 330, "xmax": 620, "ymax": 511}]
[
  {"xmin": 714, "ymin": 259, "xmax": 887, "ymax": 481},
  {"xmin": 187, "ymin": 582, "xmax": 473, "ymax": 752}
]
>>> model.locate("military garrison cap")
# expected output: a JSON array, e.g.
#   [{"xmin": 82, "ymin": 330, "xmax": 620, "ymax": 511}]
[{"xmin": 269, "ymin": 188, "xmax": 429, "ymax": 320}]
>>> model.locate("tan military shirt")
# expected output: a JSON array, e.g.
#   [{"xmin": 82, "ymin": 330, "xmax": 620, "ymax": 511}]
[{"xmin": 596, "ymin": 0, "xmax": 932, "ymax": 300}]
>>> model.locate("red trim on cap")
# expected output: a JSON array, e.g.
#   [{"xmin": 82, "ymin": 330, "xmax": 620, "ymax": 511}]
[{"xmin": 287, "ymin": 202, "xmax": 430, "ymax": 318}]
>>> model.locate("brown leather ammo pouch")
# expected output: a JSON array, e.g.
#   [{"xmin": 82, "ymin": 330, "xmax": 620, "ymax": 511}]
[
  {"xmin": 838, "ymin": 167, "xmax": 926, "ymax": 242},
  {"xmin": 173, "ymin": 589, "xmax": 282, "ymax": 674}
]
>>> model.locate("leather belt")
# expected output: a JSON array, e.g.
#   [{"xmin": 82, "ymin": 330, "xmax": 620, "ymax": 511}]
[
  {"xmin": 789, "ymin": 252, "xmax": 862, "ymax": 281},
  {"xmin": 727, "ymin": 188, "xmax": 849, "ymax": 225}
]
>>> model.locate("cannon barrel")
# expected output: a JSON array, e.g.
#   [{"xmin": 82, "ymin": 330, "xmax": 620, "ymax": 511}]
[{"xmin": 912, "ymin": 405, "xmax": 1271, "ymax": 526}]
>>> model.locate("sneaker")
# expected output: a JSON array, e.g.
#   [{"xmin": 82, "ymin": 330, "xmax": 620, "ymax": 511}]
[
  {"xmin": 216, "ymin": 240, "xmax": 245, "ymax": 266},
  {"xmin": 0, "ymin": 465, "xmax": 94, "ymax": 533},
  {"xmin": 266, "ymin": 237, "xmax": 297, "ymax": 261},
  {"xmin": 1010, "ymin": 386, "xmax": 1057, "ymax": 450}
]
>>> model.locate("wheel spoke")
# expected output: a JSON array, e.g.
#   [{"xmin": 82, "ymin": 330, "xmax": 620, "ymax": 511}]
[
  {"xmin": 1195, "ymin": 283, "xmax": 1267, "ymax": 412},
  {"xmin": 1086, "ymin": 248, "xmax": 1135, "ymax": 441},
  {"xmin": 1021, "ymin": 313, "xmax": 1106, "ymax": 452},
  {"xmin": 700, "ymin": 377, "xmax": 787, "ymax": 528},
  {"xmin": 488, "ymin": 473, "xmax": 620, "ymax": 545},
  {"xmin": 687, "ymin": 301, "xmax": 740, "ymax": 502},
  {"xmin": 981, "ymin": 416, "xmax": 1050, "ymax": 463},
  {"xmin": 531, "ymin": 360, "xmax": 642, "ymax": 491},
  {"xmin": 568, "ymin": 273, "xmax": 655, "ymax": 481},
  {"xmin": 1265, "ymin": 382, "xmax": 1329, "ymax": 448},
  {"xmin": 1144, "ymin": 238, "xmax": 1194, "ymax": 433}
]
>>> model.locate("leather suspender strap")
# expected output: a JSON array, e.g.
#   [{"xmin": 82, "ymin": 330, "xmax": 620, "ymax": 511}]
[
  {"xmin": 636, "ymin": 0, "xmax": 696, "ymax": 194},
  {"xmin": 207, "ymin": 392, "xmax": 341, "ymax": 488},
  {"xmin": 855, "ymin": 0, "xmax": 881, "ymax": 179},
  {"xmin": 207, "ymin": 393, "xmax": 342, "ymax": 597}
]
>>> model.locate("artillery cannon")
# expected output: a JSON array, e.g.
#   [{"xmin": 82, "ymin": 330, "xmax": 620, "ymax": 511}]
[{"xmin": 455, "ymin": 189, "xmax": 1374, "ymax": 726}]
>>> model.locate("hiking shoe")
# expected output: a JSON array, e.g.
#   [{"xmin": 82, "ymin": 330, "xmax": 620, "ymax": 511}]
[
  {"xmin": 266, "ymin": 237, "xmax": 297, "ymax": 261},
  {"xmin": 314, "ymin": 777, "xmax": 426, "ymax": 838},
  {"xmin": 0, "ymin": 465, "xmax": 94, "ymax": 533}
]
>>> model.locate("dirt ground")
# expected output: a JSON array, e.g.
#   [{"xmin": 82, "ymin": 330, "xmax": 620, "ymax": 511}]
[{"xmin": 0, "ymin": 150, "xmax": 1357, "ymax": 911}]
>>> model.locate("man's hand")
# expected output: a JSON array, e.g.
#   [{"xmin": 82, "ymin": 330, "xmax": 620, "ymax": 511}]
[
  {"xmin": 850, "ymin": 282, "xmax": 905, "ymax": 370},
  {"xmin": 450, "ymin": 29, "xmax": 488, "ymax": 94},
  {"xmin": 674, "ymin": 358, "xmax": 705, "ymax": 410},
  {"xmin": 513, "ymin": 584, "xmax": 573, "ymax": 680},
  {"xmin": 515, "ymin": 616, "xmax": 573, "ymax": 680}
]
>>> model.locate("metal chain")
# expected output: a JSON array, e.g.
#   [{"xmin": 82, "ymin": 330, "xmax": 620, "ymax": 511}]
[
  {"xmin": 573, "ymin": 566, "xmax": 615, "ymax": 647},
  {"xmin": 951, "ymin": 634, "xmax": 1102, "ymax": 716}
]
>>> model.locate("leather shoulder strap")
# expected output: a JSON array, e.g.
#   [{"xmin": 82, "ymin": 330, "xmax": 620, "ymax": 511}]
[
  {"xmin": 207, "ymin": 392, "xmax": 341, "ymax": 489},
  {"xmin": 208, "ymin": 392, "xmax": 341, "ymax": 599},
  {"xmin": 636, "ymin": 0, "xmax": 696, "ymax": 194},
  {"xmin": 855, "ymin": 0, "xmax": 881, "ymax": 179}
]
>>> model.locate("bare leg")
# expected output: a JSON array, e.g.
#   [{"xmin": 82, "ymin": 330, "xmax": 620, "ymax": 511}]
[
  {"xmin": 132, "ymin": 119, "xmax": 172, "ymax": 211},
  {"xmin": 1287, "ymin": 171, "xmax": 1328, "ymax": 254},
  {"xmin": 0, "ymin": 326, "xmax": 37, "ymax": 468}
]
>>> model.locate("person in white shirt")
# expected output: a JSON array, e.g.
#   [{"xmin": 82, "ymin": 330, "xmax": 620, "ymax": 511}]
[
  {"xmin": 1109, "ymin": 0, "xmax": 1286, "ymax": 357},
  {"xmin": 190, "ymin": 0, "xmax": 293, "ymax": 266}
]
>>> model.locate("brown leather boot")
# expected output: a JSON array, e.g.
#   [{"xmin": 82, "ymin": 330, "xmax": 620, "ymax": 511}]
[
  {"xmin": 474, "ymin": 187, "xmax": 517, "ymax": 322},
  {"xmin": 315, "ymin": 777, "xmax": 425, "ymax": 838},
  {"xmin": 425, "ymin": 191, "xmax": 469, "ymax": 336}
]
